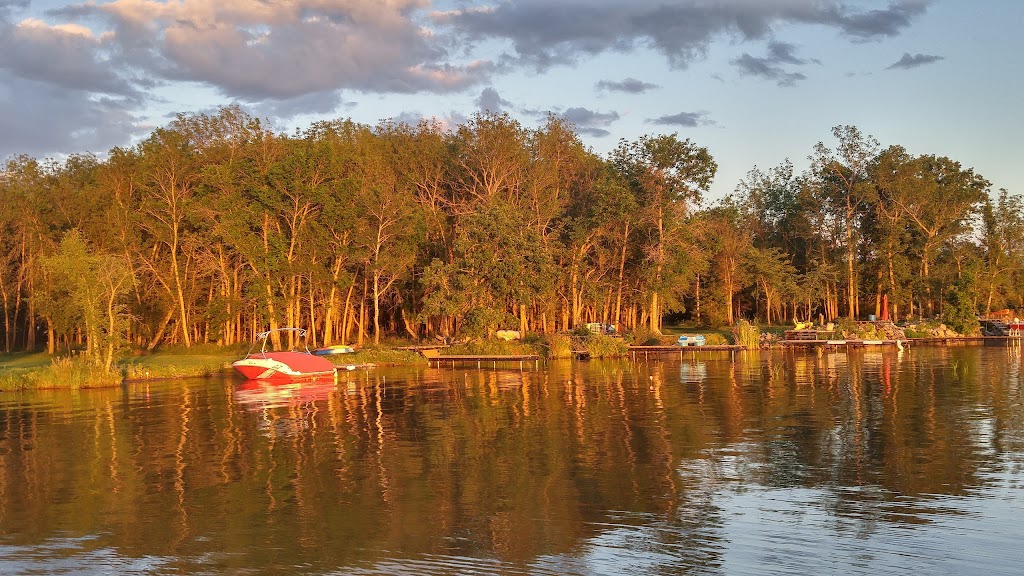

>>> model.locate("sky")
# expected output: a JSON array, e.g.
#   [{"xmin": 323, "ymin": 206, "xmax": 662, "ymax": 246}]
[{"xmin": 1, "ymin": 0, "xmax": 1021, "ymax": 201}]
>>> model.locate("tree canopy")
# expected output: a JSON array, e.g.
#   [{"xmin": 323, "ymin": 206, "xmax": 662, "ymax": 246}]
[{"xmin": 0, "ymin": 107, "xmax": 1019, "ymax": 356}]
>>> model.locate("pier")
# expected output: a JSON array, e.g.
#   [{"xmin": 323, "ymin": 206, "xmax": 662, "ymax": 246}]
[
  {"xmin": 427, "ymin": 354, "xmax": 540, "ymax": 369},
  {"xmin": 628, "ymin": 345, "xmax": 745, "ymax": 360}
]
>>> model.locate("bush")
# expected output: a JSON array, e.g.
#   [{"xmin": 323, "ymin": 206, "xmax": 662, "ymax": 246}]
[
  {"xmin": 703, "ymin": 333, "xmax": 728, "ymax": 346},
  {"xmin": 944, "ymin": 273, "xmax": 980, "ymax": 336},
  {"xmin": 581, "ymin": 334, "xmax": 629, "ymax": 358},
  {"xmin": 461, "ymin": 308, "xmax": 517, "ymax": 339},
  {"xmin": 538, "ymin": 333, "xmax": 573, "ymax": 360}
]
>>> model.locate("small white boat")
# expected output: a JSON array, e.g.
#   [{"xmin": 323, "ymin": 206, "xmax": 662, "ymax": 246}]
[{"xmin": 232, "ymin": 328, "xmax": 336, "ymax": 382}]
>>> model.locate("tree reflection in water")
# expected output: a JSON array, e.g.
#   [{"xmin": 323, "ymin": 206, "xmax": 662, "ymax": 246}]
[{"xmin": 0, "ymin": 346, "xmax": 1022, "ymax": 574}]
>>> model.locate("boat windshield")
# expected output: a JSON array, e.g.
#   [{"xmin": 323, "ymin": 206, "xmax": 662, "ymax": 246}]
[{"xmin": 247, "ymin": 328, "xmax": 313, "ymax": 356}]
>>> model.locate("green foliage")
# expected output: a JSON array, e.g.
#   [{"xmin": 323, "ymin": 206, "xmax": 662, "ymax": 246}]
[
  {"xmin": 447, "ymin": 339, "xmax": 536, "ymax": 356},
  {"xmin": 1, "ymin": 108, "xmax": 1018, "ymax": 357},
  {"xmin": 40, "ymin": 230, "xmax": 134, "ymax": 369},
  {"xmin": 833, "ymin": 318, "xmax": 882, "ymax": 339},
  {"xmin": 345, "ymin": 348, "xmax": 428, "ymax": 366},
  {"xmin": 537, "ymin": 333, "xmax": 573, "ymax": 360},
  {"xmin": 580, "ymin": 334, "xmax": 629, "ymax": 358},
  {"xmin": 903, "ymin": 321, "xmax": 942, "ymax": 338},
  {"xmin": 943, "ymin": 273, "xmax": 980, "ymax": 336},
  {"xmin": 732, "ymin": 320, "xmax": 760, "ymax": 349},
  {"xmin": 702, "ymin": 333, "xmax": 728, "ymax": 346},
  {"xmin": 460, "ymin": 308, "xmax": 517, "ymax": 340},
  {"xmin": 626, "ymin": 325, "xmax": 663, "ymax": 346}
]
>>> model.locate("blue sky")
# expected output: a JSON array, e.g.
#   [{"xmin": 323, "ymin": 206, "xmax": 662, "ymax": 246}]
[{"xmin": 1, "ymin": 0, "xmax": 1020, "ymax": 201}]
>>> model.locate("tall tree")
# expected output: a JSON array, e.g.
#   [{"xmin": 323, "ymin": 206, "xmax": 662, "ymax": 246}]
[
  {"xmin": 887, "ymin": 154, "xmax": 989, "ymax": 315},
  {"xmin": 810, "ymin": 125, "xmax": 879, "ymax": 318},
  {"xmin": 611, "ymin": 134, "xmax": 716, "ymax": 333}
]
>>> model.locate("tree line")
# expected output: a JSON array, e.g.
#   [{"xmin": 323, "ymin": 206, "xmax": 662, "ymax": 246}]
[{"xmin": 1, "ymin": 107, "xmax": 1020, "ymax": 359}]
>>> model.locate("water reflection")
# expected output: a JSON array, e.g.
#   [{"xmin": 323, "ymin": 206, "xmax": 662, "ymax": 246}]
[{"xmin": 0, "ymin": 347, "xmax": 1022, "ymax": 574}]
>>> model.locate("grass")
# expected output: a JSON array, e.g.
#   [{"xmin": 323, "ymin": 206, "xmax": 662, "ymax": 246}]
[
  {"xmin": 447, "ymin": 339, "xmax": 537, "ymax": 356},
  {"xmin": 732, "ymin": 320, "xmax": 761, "ymax": 349},
  {"xmin": 0, "ymin": 356, "xmax": 122, "ymax": 391},
  {"xmin": 339, "ymin": 348, "xmax": 428, "ymax": 366},
  {"xmin": 578, "ymin": 333, "xmax": 629, "ymax": 358}
]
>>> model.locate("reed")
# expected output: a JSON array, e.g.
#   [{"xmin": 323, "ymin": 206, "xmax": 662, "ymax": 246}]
[{"xmin": 732, "ymin": 320, "xmax": 761, "ymax": 349}]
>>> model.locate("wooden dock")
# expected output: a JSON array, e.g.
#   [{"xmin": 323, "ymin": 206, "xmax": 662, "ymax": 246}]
[
  {"xmin": 428, "ymin": 354, "xmax": 540, "ymax": 369},
  {"xmin": 779, "ymin": 339, "xmax": 899, "ymax": 348},
  {"xmin": 780, "ymin": 336, "xmax": 1021, "ymax": 348},
  {"xmin": 629, "ymin": 345, "xmax": 745, "ymax": 360}
]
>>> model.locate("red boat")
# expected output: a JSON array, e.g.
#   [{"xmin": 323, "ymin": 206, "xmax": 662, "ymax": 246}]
[{"xmin": 232, "ymin": 328, "xmax": 336, "ymax": 382}]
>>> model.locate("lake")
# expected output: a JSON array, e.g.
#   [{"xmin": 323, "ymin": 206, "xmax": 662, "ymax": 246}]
[{"xmin": 1, "ymin": 346, "xmax": 1023, "ymax": 575}]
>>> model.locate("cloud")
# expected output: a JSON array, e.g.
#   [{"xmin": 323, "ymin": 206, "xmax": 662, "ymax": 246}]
[
  {"xmin": 596, "ymin": 77, "xmax": 660, "ymax": 94},
  {"xmin": 389, "ymin": 110, "xmax": 468, "ymax": 131},
  {"xmin": 252, "ymin": 91, "xmax": 348, "ymax": 120},
  {"xmin": 0, "ymin": 17, "xmax": 140, "ymax": 97},
  {"xmin": 48, "ymin": 0, "xmax": 491, "ymax": 100},
  {"xmin": 732, "ymin": 41, "xmax": 812, "ymax": 87},
  {"xmin": 886, "ymin": 52, "xmax": 944, "ymax": 70},
  {"xmin": 0, "ymin": 70, "xmax": 144, "ymax": 158},
  {"xmin": 647, "ymin": 111, "xmax": 713, "ymax": 128},
  {"xmin": 476, "ymin": 87, "xmax": 512, "ymax": 112},
  {"xmin": 558, "ymin": 106, "xmax": 620, "ymax": 137},
  {"xmin": 434, "ymin": 1, "xmax": 931, "ymax": 71},
  {"xmin": 839, "ymin": 0, "xmax": 930, "ymax": 40}
]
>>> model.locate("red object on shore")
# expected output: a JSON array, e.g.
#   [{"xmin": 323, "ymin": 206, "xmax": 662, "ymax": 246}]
[{"xmin": 881, "ymin": 294, "xmax": 890, "ymax": 321}]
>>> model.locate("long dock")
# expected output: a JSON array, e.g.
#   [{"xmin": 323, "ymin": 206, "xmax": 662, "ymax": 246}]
[
  {"xmin": 427, "ymin": 354, "xmax": 540, "ymax": 369},
  {"xmin": 781, "ymin": 336, "xmax": 1021, "ymax": 348},
  {"xmin": 629, "ymin": 345, "xmax": 745, "ymax": 360}
]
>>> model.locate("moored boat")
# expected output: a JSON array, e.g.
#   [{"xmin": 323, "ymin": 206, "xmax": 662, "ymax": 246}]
[
  {"xmin": 232, "ymin": 328, "xmax": 336, "ymax": 382},
  {"xmin": 313, "ymin": 344, "xmax": 356, "ymax": 356}
]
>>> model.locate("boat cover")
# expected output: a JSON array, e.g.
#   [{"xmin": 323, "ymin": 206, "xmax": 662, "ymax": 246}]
[{"xmin": 253, "ymin": 351, "xmax": 336, "ymax": 373}]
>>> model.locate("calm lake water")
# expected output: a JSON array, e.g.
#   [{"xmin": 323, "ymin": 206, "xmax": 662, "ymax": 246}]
[{"xmin": 2, "ymin": 346, "xmax": 1023, "ymax": 575}]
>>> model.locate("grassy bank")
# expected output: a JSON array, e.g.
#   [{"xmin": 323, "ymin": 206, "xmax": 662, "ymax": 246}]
[
  {"xmin": 121, "ymin": 344, "xmax": 244, "ymax": 381},
  {"xmin": 1, "ymin": 355, "xmax": 123, "ymax": 392},
  {"xmin": 1, "ymin": 327, "xmax": 744, "ymax": 391}
]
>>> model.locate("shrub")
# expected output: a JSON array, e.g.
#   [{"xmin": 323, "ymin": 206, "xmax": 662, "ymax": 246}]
[
  {"xmin": 944, "ymin": 273, "xmax": 980, "ymax": 336},
  {"xmin": 539, "ymin": 333, "xmax": 573, "ymax": 360},
  {"xmin": 703, "ymin": 333, "xmax": 728, "ymax": 346},
  {"xmin": 582, "ymin": 334, "xmax": 629, "ymax": 358}
]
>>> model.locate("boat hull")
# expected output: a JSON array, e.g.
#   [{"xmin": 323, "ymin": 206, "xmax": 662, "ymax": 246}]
[{"xmin": 232, "ymin": 352, "xmax": 336, "ymax": 382}]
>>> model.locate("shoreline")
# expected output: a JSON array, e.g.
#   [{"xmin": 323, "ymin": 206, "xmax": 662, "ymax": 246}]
[{"xmin": 2, "ymin": 334, "xmax": 1019, "ymax": 391}]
